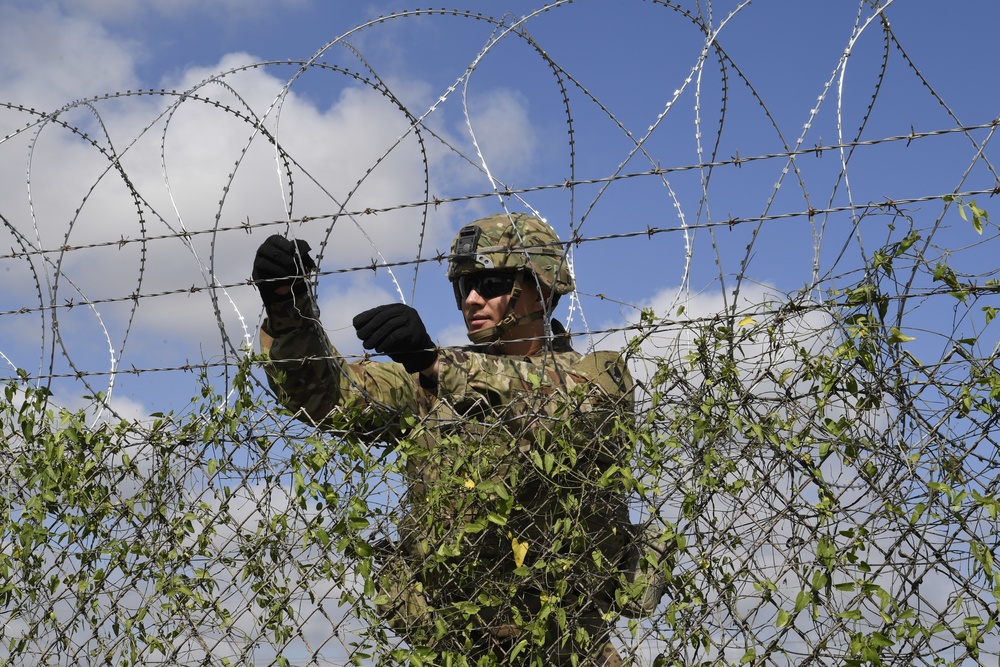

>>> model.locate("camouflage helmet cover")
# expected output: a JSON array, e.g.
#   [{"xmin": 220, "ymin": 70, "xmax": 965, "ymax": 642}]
[{"xmin": 446, "ymin": 213, "xmax": 575, "ymax": 295}]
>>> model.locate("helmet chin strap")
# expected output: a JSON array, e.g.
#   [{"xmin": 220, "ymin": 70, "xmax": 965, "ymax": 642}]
[{"xmin": 466, "ymin": 271, "xmax": 545, "ymax": 347}]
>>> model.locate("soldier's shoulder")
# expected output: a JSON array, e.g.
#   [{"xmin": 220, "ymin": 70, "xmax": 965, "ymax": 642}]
[{"xmin": 570, "ymin": 349, "xmax": 632, "ymax": 396}]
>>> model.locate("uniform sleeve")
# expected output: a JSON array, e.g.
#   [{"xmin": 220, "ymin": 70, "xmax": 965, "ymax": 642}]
[
  {"xmin": 573, "ymin": 350, "xmax": 635, "ymax": 412},
  {"xmin": 259, "ymin": 294, "xmax": 420, "ymax": 432}
]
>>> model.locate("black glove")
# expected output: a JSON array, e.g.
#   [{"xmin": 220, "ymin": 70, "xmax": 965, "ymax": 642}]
[
  {"xmin": 252, "ymin": 235, "xmax": 316, "ymax": 306},
  {"xmin": 353, "ymin": 303, "xmax": 437, "ymax": 374}
]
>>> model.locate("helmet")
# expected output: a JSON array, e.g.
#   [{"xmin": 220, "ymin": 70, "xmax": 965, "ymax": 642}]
[{"xmin": 447, "ymin": 213, "xmax": 574, "ymax": 295}]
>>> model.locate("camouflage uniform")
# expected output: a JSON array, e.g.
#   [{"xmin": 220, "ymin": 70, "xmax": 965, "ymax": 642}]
[{"xmin": 260, "ymin": 215, "xmax": 633, "ymax": 666}]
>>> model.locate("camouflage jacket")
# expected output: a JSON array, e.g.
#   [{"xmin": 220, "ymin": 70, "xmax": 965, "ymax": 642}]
[{"xmin": 261, "ymin": 294, "xmax": 634, "ymax": 603}]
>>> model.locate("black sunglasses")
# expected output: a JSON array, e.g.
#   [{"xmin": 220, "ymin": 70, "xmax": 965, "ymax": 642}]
[{"xmin": 453, "ymin": 272, "xmax": 518, "ymax": 305}]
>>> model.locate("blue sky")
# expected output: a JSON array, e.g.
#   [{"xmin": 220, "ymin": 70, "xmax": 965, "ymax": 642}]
[{"xmin": 1, "ymin": 0, "xmax": 998, "ymax": 417}]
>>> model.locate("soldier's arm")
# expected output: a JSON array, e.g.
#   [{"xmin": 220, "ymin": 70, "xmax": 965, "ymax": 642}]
[
  {"xmin": 574, "ymin": 350, "xmax": 634, "ymax": 411},
  {"xmin": 260, "ymin": 294, "xmax": 420, "ymax": 431},
  {"xmin": 573, "ymin": 349, "xmax": 635, "ymax": 451}
]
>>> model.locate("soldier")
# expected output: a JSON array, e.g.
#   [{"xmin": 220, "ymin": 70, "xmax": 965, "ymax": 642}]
[{"xmin": 254, "ymin": 213, "xmax": 634, "ymax": 666}]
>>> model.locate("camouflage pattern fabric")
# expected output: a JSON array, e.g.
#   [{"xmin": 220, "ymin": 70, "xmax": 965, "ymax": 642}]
[
  {"xmin": 447, "ymin": 212, "xmax": 575, "ymax": 297},
  {"xmin": 261, "ymin": 293, "xmax": 634, "ymax": 665}
]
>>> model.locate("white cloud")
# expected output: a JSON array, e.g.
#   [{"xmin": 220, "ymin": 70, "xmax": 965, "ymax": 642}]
[
  {"xmin": 0, "ymin": 4, "xmax": 142, "ymax": 111},
  {"xmin": 0, "ymin": 7, "xmax": 542, "ymax": 397},
  {"xmin": 437, "ymin": 321, "xmax": 471, "ymax": 348},
  {"xmin": 315, "ymin": 275, "xmax": 397, "ymax": 358},
  {"xmin": 604, "ymin": 282, "xmax": 837, "ymax": 391},
  {"xmin": 460, "ymin": 87, "xmax": 538, "ymax": 183}
]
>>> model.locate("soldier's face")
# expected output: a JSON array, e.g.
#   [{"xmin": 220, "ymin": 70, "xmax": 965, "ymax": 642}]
[{"xmin": 461, "ymin": 280, "xmax": 543, "ymax": 338}]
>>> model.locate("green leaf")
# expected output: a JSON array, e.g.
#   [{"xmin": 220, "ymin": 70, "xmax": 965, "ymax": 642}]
[
  {"xmin": 869, "ymin": 631, "xmax": 894, "ymax": 648},
  {"xmin": 888, "ymin": 327, "xmax": 916, "ymax": 343},
  {"xmin": 969, "ymin": 200, "xmax": 988, "ymax": 234}
]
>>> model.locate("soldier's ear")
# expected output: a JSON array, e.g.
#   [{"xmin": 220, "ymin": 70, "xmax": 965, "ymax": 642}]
[
  {"xmin": 527, "ymin": 282, "xmax": 546, "ymax": 308},
  {"xmin": 539, "ymin": 285, "xmax": 559, "ymax": 310}
]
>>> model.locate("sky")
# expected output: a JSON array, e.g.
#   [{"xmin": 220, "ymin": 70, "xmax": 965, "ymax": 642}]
[{"xmin": 1, "ymin": 0, "xmax": 999, "ymax": 418}]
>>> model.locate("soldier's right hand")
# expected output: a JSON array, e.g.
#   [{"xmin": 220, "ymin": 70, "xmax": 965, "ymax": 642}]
[
  {"xmin": 353, "ymin": 304, "xmax": 438, "ymax": 374},
  {"xmin": 252, "ymin": 235, "xmax": 316, "ymax": 306}
]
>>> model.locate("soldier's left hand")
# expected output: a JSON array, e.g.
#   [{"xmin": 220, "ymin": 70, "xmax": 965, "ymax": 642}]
[{"xmin": 353, "ymin": 304, "xmax": 437, "ymax": 373}]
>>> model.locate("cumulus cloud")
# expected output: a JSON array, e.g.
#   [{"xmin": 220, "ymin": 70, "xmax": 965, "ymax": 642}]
[
  {"xmin": 0, "ymin": 5, "xmax": 542, "ymax": 403},
  {"xmin": 0, "ymin": 4, "xmax": 142, "ymax": 110},
  {"xmin": 461, "ymin": 87, "xmax": 538, "ymax": 181},
  {"xmin": 602, "ymin": 282, "xmax": 818, "ymax": 379}
]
